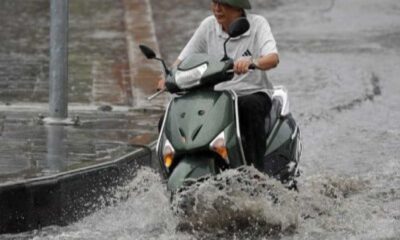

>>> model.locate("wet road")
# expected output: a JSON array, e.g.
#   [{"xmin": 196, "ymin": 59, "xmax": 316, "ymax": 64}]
[
  {"xmin": 0, "ymin": 0, "xmax": 164, "ymax": 183},
  {"xmin": 3, "ymin": 0, "xmax": 400, "ymax": 239},
  {"xmin": 150, "ymin": 1, "xmax": 400, "ymax": 238}
]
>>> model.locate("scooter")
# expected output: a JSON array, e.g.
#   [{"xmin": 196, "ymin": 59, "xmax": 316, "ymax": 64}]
[{"xmin": 139, "ymin": 17, "xmax": 301, "ymax": 192}]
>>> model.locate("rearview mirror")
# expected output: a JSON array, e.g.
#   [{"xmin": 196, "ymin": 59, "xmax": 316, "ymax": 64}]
[
  {"xmin": 139, "ymin": 45, "xmax": 156, "ymax": 59},
  {"xmin": 228, "ymin": 17, "xmax": 250, "ymax": 38},
  {"xmin": 221, "ymin": 17, "xmax": 250, "ymax": 61},
  {"xmin": 138, "ymin": 44, "xmax": 171, "ymax": 76}
]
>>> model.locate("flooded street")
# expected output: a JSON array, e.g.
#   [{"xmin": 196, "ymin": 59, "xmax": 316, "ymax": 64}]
[{"xmin": 2, "ymin": 0, "xmax": 400, "ymax": 239}]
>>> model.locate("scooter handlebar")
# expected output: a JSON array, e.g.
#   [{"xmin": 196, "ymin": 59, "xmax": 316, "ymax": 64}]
[
  {"xmin": 147, "ymin": 88, "xmax": 166, "ymax": 101},
  {"xmin": 249, "ymin": 63, "xmax": 257, "ymax": 70},
  {"xmin": 226, "ymin": 63, "xmax": 257, "ymax": 74}
]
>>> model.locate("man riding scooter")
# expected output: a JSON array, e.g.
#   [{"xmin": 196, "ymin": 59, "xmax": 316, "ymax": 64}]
[{"xmin": 157, "ymin": 0, "xmax": 280, "ymax": 172}]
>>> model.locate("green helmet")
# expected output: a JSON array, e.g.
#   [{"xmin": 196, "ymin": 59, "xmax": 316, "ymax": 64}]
[{"xmin": 217, "ymin": 0, "xmax": 251, "ymax": 9}]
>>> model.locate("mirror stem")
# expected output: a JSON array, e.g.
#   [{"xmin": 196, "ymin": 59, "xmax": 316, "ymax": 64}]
[
  {"xmin": 221, "ymin": 37, "xmax": 231, "ymax": 61},
  {"xmin": 155, "ymin": 57, "xmax": 171, "ymax": 75}
]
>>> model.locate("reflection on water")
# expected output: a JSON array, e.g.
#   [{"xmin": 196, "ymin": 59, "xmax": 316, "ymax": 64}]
[{"xmin": 0, "ymin": 110, "xmax": 160, "ymax": 183}]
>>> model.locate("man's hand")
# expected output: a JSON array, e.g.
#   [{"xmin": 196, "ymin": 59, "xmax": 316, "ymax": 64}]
[
  {"xmin": 233, "ymin": 57, "xmax": 253, "ymax": 75},
  {"xmin": 157, "ymin": 76, "xmax": 166, "ymax": 91},
  {"xmin": 233, "ymin": 53, "xmax": 279, "ymax": 75}
]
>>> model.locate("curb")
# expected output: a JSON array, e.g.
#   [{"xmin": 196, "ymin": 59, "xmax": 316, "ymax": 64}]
[
  {"xmin": 0, "ymin": 142, "xmax": 157, "ymax": 234},
  {"xmin": 0, "ymin": 0, "xmax": 165, "ymax": 234}
]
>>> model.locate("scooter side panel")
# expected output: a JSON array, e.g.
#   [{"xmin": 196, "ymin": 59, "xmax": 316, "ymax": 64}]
[
  {"xmin": 224, "ymin": 121, "xmax": 246, "ymax": 168},
  {"xmin": 264, "ymin": 114, "xmax": 300, "ymax": 179},
  {"xmin": 265, "ymin": 118, "xmax": 294, "ymax": 156}
]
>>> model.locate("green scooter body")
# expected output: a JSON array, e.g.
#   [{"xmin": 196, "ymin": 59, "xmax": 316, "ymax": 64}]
[
  {"xmin": 157, "ymin": 89, "xmax": 247, "ymax": 191},
  {"xmin": 158, "ymin": 89, "xmax": 300, "ymax": 191},
  {"xmin": 140, "ymin": 18, "xmax": 300, "ymax": 192}
]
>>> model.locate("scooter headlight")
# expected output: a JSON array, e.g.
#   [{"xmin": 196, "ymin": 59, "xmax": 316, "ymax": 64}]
[
  {"xmin": 175, "ymin": 63, "xmax": 208, "ymax": 89},
  {"xmin": 163, "ymin": 139, "xmax": 175, "ymax": 168},
  {"xmin": 209, "ymin": 131, "xmax": 229, "ymax": 164}
]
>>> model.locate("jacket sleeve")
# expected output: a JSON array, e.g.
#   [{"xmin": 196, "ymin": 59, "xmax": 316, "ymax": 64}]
[
  {"xmin": 178, "ymin": 17, "xmax": 210, "ymax": 61},
  {"xmin": 255, "ymin": 16, "xmax": 278, "ymax": 57}
]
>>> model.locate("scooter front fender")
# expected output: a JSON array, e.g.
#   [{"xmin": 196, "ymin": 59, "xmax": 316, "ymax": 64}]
[{"xmin": 167, "ymin": 155, "xmax": 217, "ymax": 192}]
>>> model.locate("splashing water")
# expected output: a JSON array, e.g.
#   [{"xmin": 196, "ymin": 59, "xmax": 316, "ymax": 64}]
[
  {"xmin": 171, "ymin": 167, "xmax": 299, "ymax": 239},
  {"xmin": 3, "ymin": 165, "xmax": 399, "ymax": 240},
  {"xmin": 23, "ymin": 168, "xmax": 182, "ymax": 240}
]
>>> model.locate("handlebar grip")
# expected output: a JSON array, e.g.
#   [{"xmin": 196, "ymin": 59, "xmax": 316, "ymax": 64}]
[
  {"xmin": 226, "ymin": 63, "xmax": 257, "ymax": 74},
  {"xmin": 249, "ymin": 63, "xmax": 257, "ymax": 70}
]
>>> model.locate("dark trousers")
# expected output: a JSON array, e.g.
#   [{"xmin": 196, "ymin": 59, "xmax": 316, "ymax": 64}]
[{"xmin": 238, "ymin": 92, "xmax": 271, "ymax": 171}]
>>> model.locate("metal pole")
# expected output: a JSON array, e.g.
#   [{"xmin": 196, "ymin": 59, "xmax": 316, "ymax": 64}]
[
  {"xmin": 49, "ymin": 0, "xmax": 69, "ymax": 119},
  {"xmin": 46, "ymin": 125, "xmax": 67, "ymax": 173}
]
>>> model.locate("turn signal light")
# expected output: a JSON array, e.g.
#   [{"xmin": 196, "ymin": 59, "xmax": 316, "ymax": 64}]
[
  {"xmin": 214, "ymin": 144, "xmax": 228, "ymax": 160},
  {"xmin": 163, "ymin": 140, "xmax": 175, "ymax": 168},
  {"xmin": 210, "ymin": 132, "xmax": 229, "ymax": 163},
  {"xmin": 164, "ymin": 154, "xmax": 174, "ymax": 168}
]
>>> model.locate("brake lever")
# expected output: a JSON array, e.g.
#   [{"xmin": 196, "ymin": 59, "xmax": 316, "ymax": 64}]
[{"xmin": 147, "ymin": 88, "xmax": 166, "ymax": 101}]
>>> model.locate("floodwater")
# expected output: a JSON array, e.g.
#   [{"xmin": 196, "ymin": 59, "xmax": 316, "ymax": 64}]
[{"xmin": 2, "ymin": 0, "xmax": 400, "ymax": 239}]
